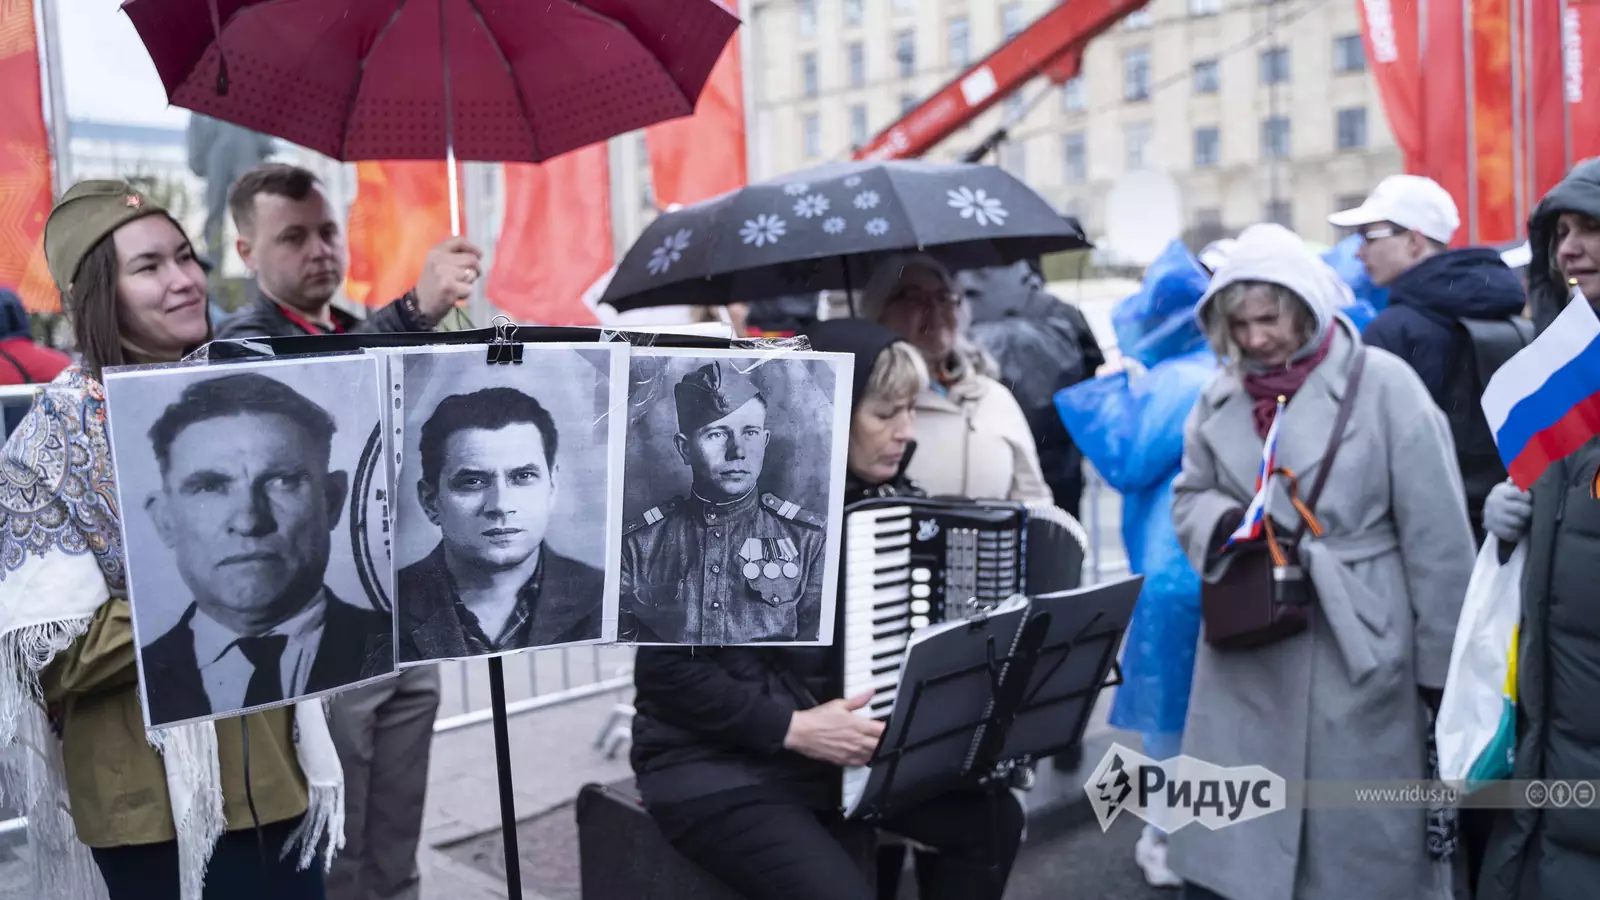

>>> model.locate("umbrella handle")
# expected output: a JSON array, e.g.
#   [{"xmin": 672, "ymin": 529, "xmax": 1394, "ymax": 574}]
[{"xmin": 438, "ymin": 0, "xmax": 461, "ymax": 237}]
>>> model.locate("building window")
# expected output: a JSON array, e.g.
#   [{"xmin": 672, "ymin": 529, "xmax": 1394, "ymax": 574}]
[
  {"xmin": 948, "ymin": 17, "xmax": 970, "ymax": 67},
  {"xmin": 1193, "ymin": 207, "xmax": 1225, "ymax": 244},
  {"xmin": 1265, "ymin": 199, "xmax": 1293, "ymax": 229},
  {"xmin": 803, "ymin": 112, "xmax": 821, "ymax": 158},
  {"xmin": 1001, "ymin": 2, "xmax": 1026, "ymax": 39},
  {"xmin": 1259, "ymin": 47, "xmax": 1290, "ymax": 85},
  {"xmin": 850, "ymin": 104, "xmax": 869, "ymax": 147},
  {"xmin": 893, "ymin": 0, "xmax": 918, "ymax": 13},
  {"xmin": 1124, "ymin": 47, "xmax": 1151, "ymax": 102},
  {"xmin": 1333, "ymin": 35, "xmax": 1367, "ymax": 73},
  {"xmin": 1190, "ymin": 0, "xmax": 1222, "ymax": 15},
  {"xmin": 798, "ymin": 0, "xmax": 816, "ymax": 38},
  {"xmin": 1192, "ymin": 59, "xmax": 1220, "ymax": 94},
  {"xmin": 900, "ymin": 92, "xmax": 919, "ymax": 115},
  {"xmin": 1336, "ymin": 107, "xmax": 1368, "ymax": 150},
  {"xmin": 848, "ymin": 42, "xmax": 866, "ymax": 88},
  {"xmin": 1062, "ymin": 76, "xmax": 1086, "ymax": 112},
  {"xmin": 844, "ymin": 0, "xmax": 863, "ymax": 27},
  {"xmin": 895, "ymin": 30, "xmax": 916, "ymax": 78},
  {"xmin": 1260, "ymin": 116, "xmax": 1291, "ymax": 158},
  {"xmin": 802, "ymin": 53, "xmax": 818, "ymax": 98},
  {"xmin": 1125, "ymin": 121, "xmax": 1154, "ymax": 170},
  {"xmin": 1000, "ymin": 138, "xmax": 1027, "ymax": 180},
  {"xmin": 1124, "ymin": 6, "xmax": 1153, "ymax": 29},
  {"xmin": 1194, "ymin": 126, "xmax": 1220, "ymax": 167},
  {"xmin": 1333, "ymin": 194, "xmax": 1367, "ymax": 221},
  {"xmin": 1063, "ymin": 132, "xmax": 1087, "ymax": 183}
]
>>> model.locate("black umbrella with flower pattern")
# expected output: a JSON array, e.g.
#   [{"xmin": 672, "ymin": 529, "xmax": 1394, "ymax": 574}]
[{"xmin": 600, "ymin": 159, "xmax": 1091, "ymax": 313}]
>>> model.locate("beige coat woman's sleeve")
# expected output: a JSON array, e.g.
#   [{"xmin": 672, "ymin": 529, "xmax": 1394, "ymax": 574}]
[{"xmin": 1171, "ymin": 400, "xmax": 1244, "ymax": 576}]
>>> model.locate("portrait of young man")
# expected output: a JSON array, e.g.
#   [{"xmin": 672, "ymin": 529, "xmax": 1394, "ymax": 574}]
[
  {"xmin": 116, "ymin": 366, "xmax": 395, "ymax": 728},
  {"xmin": 619, "ymin": 357, "xmax": 834, "ymax": 645},
  {"xmin": 396, "ymin": 385, "xmax": 606, "ymax": 662}
]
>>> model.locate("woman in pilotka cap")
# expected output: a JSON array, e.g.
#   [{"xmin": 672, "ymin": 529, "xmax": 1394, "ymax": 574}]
[
  {"xmin": 1167, "ymin": 223, "xmax": 1474, "ymax": 900},
  {"xmin": 0, "ymin": 180, "xmax": 341, "ymax": 899}
]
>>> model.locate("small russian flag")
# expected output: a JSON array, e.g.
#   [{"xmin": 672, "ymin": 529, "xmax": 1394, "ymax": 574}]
[
  {"xmin": 1482, "ymin": 289, "xmax": 1600, "ymax": 490},
  {"xmin": 1225, "ymin": 397, "xmax": 1286, "ymax": 548}
]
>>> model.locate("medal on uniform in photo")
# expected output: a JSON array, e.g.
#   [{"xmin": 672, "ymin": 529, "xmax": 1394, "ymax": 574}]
[{"xmin": 740, "ymin": 537, "xmax": 798, "ymax": 606}]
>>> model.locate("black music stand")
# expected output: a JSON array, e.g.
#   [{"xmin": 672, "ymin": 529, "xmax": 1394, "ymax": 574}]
[
  {"xmin": 199, "ymin": 324, "xmax": 741, "ymax": 900},
  {"xmin": 848, "ymin": 575, "xmax": 1143, "ymax": 823}
]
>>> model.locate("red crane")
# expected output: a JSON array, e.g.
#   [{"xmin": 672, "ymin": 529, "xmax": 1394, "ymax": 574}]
[{"xmin": 853, "ymin": 0, "xmax": 1150, "ymax": 162}]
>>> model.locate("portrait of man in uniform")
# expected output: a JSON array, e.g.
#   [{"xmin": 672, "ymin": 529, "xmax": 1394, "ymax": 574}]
[
  {"xmin": 396, "ymin": 387, "xmax": 605, "ymax": 661},
  {"xmin": 619, "ymin": 355, "xmax": 847, "ymax": 645},
  {"xmin": 103, "ymin": 360, "xmax": 395, "ymax": 728}
]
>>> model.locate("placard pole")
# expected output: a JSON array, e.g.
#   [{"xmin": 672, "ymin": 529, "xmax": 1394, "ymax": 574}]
[{"xmin": 487, "ymin": 657, "xmax": 524, "ymax": 899}]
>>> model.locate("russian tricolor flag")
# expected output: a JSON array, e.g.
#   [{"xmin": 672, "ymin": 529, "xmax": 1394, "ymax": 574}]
[
  {"xmin": 1482, "ymin": 291, "xmax": 1600, "ymax": 490},
  {"xmin": 1225, "ymin": 398, "xmax": 1285, "ymax": 548}
]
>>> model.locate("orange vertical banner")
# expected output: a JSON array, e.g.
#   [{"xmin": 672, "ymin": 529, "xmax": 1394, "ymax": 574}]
[
  {"xmin": 644, "ymin": 33, "xmax": 747, "ymax": 208},
  {"xmin": 1471, "ymin": 0, "xmax": 1517, "ymax": 244},
  {"xmin": 345, "ymin": 161, "xmax": 457, "ymax": 307},
  {"xmin": 1359, "ymin": 0, "xmax": 1424, "ymax": 172},
  {"xmin": 1568, "ymin": 0, "xmax": 1600, "ymax": 164},
  {"xmin": 0, "ymin": 1, "xmax": 56, "ymax": 312},
  {"xmin": 485, "ymin": 146, "xmax": 609, "ymax": 325}
]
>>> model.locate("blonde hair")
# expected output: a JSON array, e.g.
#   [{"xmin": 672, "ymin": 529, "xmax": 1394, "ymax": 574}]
[
  {"xmin": 1202, "ymin": 280, "xmax": 1318, "ymax": 365},
  {"xmin": 863, "ymin": 340, "xmax": 931, "ymax": 406},
  {"xmin": 858, "ymin": 252, "xmax": 956, "ymax": 323}
]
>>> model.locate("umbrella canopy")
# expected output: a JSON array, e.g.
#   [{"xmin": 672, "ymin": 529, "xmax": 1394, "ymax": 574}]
[
  {"xmin": 122, "ymin": 0, "xmax": 738, "ymax": 163},
  {"xmin": 601, "ymin": 159, "xmax": 1091, "ymax": 312}
]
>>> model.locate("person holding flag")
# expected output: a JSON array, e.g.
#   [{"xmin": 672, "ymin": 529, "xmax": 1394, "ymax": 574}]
[
  {"xmin": 1167, "ymin": 223, "xmax": 1475, "ymax": 900},
  {"xmin": 1478, "ymin": 158, "xmax": 1600, "ymax": 900}
]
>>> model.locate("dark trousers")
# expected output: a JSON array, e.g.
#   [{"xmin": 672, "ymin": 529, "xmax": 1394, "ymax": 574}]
[
  {"xmin": 1182, "ymin": 884, "xmax": 1228, "ymax": 900},
  {"xmin": 670, "ymin": 789, "xmax": 1025, "ymax": 900},
  {"xmin": 92, "ymin": 815, "xmax": 325, "ymax": 900}
]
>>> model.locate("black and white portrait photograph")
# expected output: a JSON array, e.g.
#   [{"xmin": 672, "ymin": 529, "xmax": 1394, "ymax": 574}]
[
  {"xmin": 392, "ymin": 344, "xmax": 625, "ymax": 664},
  {"xmin": 619, "ymin": 349, "xmax": 852, "ymax": 646},
  {"xmin": 102, "ymin": 356, "xmax": 395, "ymax": 730}
]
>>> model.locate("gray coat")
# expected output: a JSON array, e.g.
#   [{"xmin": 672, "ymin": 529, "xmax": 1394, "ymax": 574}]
[{"xmin": 1169, "ymin": 318, "xmax": 1476, "ymax": 900}]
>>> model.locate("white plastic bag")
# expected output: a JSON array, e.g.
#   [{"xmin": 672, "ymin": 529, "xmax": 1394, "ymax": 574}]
[{"xmin": 1435, "ymin": 536, "xmax": 1523, "ymax": 785}]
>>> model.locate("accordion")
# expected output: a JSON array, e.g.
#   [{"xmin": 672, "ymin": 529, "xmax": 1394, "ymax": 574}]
[{"xmin": 839, "ymin": 496, "xmax": 1088, "ymax": 811}]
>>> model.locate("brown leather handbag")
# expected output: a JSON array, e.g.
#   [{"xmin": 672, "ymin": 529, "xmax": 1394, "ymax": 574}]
[{"xmin": 1201, "ymin": 348, "xmax": 1367, "ymax": 650}]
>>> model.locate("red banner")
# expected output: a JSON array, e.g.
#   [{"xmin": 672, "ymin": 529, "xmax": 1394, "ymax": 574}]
[
  {"xmin": 485, "ymin": 146, "xmax": 609, "ymax": 325},
  {"xmin": 0, "ymin": 3, "xmax": 56, "ymax": 312},
  {"xmin": 1422, "ymin": 0, "xmax": 1471, "ymax": 245},
  {"xmin": 1569, "ymin": 0, "xmax": 1600, "ymax": 164},
  {"xmin": 1471, "ymin": 0, "xmax": 1517, "ymax": 244},
  {"xmin": 1359, "ymin": 0, "xmax": 1424, "ymax": 172},
  {"xmin": 1530, "ymin": 0, "xmax": 1570, "ymax": 200},
  {"xmin": 645, "ymin": 33, "xmax": 746, "ymax": 208},
  {"xmin": 345, "ymin": 161, "xmax": 458, "ymax": 308}
]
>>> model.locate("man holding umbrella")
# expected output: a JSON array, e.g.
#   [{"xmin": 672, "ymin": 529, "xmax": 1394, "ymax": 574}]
[{"xmin": 217, "ymin": 161, "xmax": 474, "ymax": 900}]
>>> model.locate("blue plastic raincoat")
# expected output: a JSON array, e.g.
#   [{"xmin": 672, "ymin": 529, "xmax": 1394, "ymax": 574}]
[{"xmin": 1054, "ymin": 240, "xmax": 1215, "ymax": 744}]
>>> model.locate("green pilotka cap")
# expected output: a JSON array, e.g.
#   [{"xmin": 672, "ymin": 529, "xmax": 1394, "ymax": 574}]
[{"xmin": 44, "ymin": 180, "xmax": 169, "ymax": 294}]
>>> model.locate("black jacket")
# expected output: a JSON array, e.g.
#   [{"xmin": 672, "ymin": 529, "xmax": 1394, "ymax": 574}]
[
  {"xmin": 213, "ymin": 286, "xmax": 425, "ymax": 341},
  {"xmin": 396, "ymin": 544, "xmax": 604, "ymax": 663},
  {"xmin": 142, "ymin": 592, "xmax": 394, "ymax": 727},
  {"xmin": 1479, "ymin": 158, "xmax": 1600, "ymax": 900}
]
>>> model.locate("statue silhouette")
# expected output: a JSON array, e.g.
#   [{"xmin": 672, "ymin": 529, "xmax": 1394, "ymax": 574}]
[{"xmin": 186, "ymin": 114, "xmax": 277, "ymax": 264}]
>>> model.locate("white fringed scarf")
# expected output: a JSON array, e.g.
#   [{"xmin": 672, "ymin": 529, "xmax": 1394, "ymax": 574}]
[{"xmin": 0, "ymin": 371, "xmax": 343, "ymax": 899}]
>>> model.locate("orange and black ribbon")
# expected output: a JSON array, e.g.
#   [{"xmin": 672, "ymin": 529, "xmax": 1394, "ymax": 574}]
[{"xmin": 1591, "ymin": 463, "xmax": 1600, "ymax": 500}]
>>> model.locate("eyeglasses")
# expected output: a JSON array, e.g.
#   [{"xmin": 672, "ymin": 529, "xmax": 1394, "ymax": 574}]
[
  {"xmin": 1358, "ymin": 225, "xmax": 1409, "ymax": 242},
  {"xmin": 887, "ymin": 287, "xmax": 962, "ymax": 308}
]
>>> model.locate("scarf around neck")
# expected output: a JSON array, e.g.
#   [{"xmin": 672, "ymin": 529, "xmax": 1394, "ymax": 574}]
[{"xmin": 1241, "ymin": 330, "xmax": 1334, "ymax": 438}]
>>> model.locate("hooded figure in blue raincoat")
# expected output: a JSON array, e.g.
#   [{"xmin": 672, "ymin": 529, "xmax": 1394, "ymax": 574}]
[{"xmin": 1054, "ymin": 239, "xmax": 1216, "ymax": 888}]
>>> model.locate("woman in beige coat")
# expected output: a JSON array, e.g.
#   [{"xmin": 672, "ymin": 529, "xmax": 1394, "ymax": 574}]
[
  {"xmin": 857, "ymin": 253, "xmax": 1052, "ymax": 505},
  {"xmin": 1168, "ymin": 224, "xmax": 1473, "ymax": 900}
]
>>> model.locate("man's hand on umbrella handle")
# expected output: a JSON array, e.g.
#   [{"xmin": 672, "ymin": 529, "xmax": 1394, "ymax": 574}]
[{"xmin": 414, "ymin": 237, "xmax": 485, "ymax": 322}]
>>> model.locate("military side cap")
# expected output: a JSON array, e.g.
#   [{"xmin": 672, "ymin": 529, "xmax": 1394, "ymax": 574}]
[
  {"xmin": 675, "ymin": 360, "xmax": 763, "ymax": 435},
  {"xmin": 45, "ymin": 180, "xmax": 168, "ymax": 293}
]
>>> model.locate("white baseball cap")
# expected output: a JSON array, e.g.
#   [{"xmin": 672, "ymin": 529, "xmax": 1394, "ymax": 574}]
[{"xmin": 1328, "ymin": 175, "xmax": 1460, "ymax": 245}]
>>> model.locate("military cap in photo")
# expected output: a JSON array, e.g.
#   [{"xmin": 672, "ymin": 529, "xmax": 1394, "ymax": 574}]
[
  {"xmin": 44, "ymin": 180, "xmax": 168, "ymax": 293},
  {"xmin": 675, "ymin": 360, "xmax": 763, "ymax": 435}
]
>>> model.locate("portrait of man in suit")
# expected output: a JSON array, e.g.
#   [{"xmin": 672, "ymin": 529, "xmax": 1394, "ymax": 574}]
[
  {"xmin": 139, "ymin": 372, "xmax": 394, "ymax": 727},
  {"xmin": 396, "ymin": 387, "xmax": 605, "ymax": 662}
]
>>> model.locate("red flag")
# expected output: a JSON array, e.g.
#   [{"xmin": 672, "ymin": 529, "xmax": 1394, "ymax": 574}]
[
  {"xmin": 1568, "ymin": 0, "xmax": 1600, "ymax": 164},
  {"xmin": 0, "ymin": 2, "xmax": 56, "ymax": 312},
  {"xmin": 1530, "ymin": 0, "xmax": 1570, "ymax": 200},
  {"xmin": 644, "ymin": 33, "xmax": 746, "ymax": 208},
  {"xmin": 345, "ymin": 161, "xmax": 457, "ymax": 307},
  {"xmin": 485, "ymin": 146, "xmax": 609, "ymax": 325},
  {"xmin": 1470, "ymin": 0, "xmax": 1517, "ymax": 244},
  {"xmin": 1359, "ymin": 0, "xmax": 1424, "ymax": 172},
  {"xmin": 1422, "ymin": 0, "xmax": 1471, "ymax": 245}
]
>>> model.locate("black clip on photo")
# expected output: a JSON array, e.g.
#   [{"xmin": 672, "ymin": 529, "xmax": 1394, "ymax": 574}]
[{"xmin": 486, "ymin": 315, "xmax": 524, "ymax": 365}]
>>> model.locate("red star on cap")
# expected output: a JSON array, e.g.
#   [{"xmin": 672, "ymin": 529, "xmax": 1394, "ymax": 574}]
[{"xmin": 126, "ymin": 195, "xmax": 141, "ymax": 208}]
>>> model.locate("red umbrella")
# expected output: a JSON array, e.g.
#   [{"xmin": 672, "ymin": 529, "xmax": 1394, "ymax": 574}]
[{"xmin": 123, "ymin": 0, "xmax": 738, "ymax": 226}]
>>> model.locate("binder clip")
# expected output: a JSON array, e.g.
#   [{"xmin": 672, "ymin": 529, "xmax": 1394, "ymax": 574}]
[{"xmin": 486, "ymin": 315, "xmax": 523, "ymax": 365}]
